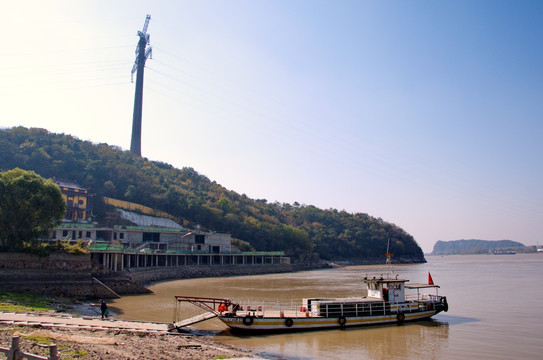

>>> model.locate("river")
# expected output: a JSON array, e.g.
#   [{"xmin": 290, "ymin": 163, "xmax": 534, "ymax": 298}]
[{"xmin": 109, "ymin": 253, "xmax": 543, "ymax": 359}]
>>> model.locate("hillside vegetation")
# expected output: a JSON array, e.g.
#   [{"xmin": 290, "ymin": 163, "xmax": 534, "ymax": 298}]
[{"xmin": 0, "ymin": 127, "xmax": 425, "ymax": 262}]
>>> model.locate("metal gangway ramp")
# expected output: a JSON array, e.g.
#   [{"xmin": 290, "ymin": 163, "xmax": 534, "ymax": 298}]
[
  {"xmin": 172, "ymin": 296, "xmax": 236, "ymax": 330},
  {"xmin": 173, "ymin": 311, "xmax": 218, "ymax": 328}
]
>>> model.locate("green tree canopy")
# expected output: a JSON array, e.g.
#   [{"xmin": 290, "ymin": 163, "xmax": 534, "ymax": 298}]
[{"xmin": 0, "ymin": 168, "xmax": 65, "ymax": 251}]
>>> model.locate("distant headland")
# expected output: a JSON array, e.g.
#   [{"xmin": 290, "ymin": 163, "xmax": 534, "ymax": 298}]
[{"xmin": 431, "ymin": 239, "xmax": 531, "ymax": 255}]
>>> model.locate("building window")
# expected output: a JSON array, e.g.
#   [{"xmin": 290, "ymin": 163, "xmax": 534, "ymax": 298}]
[
  {"xmin": 195, "ymin": 234, "xmax": 205, "ymax": 244},
  {"xmin": 143, "ymin": 232, "xmax": 160, "ymax": 242},
  {"xmin": 51, "ymin": 231, "xmax": 57, "ymax": 240},
  {"xmin": 62, "ymin": 230, "xmax": 68, "ymax": 237},
  {"xmin": 119, "ymin": 232, "xmax": 124, "ymax": 240},
  {"xmin": 113, "ymin": 233, "xmax": 117, "ymax": 240},
  {"xmin": 86, "ymin": 231, "xmax": 91, "ymax": 238},
  {"xmin": 78, "ymin": 231, "xmax": 82, "ymax": 238}
]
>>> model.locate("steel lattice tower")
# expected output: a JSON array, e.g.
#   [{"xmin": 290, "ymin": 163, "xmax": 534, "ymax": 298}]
[{"xmin": 130, "ymin": 14, "xmax": 152, "ymax": 157}]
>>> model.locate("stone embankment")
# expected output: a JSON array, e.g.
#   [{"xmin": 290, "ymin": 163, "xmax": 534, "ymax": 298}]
[
  {"xmin": 0, "ymin": 253, "xmax": 148, "ymax": 298},
  {"xmin": 0, "ymin": 253, "xmax": 328, "ymax": 299},
  {"xmin": 0, "ymin": 253, "xmax": 95, "ymax": 298}
]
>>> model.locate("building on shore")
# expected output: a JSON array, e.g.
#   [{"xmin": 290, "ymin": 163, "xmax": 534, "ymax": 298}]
[
  {"xmin": 49, "ymin": 222, "xmax": 289, "ymax": 271},
  {"xmin": 50, "ymin": 223, "xmax": 231, "ymax": 253},
  {"xmin": 49, "ymin": 187, "xmax": 290, "ymax": 272},
  {"xmin": 53, "ymin": 179, "xmax": 95, "ymax": 222}
]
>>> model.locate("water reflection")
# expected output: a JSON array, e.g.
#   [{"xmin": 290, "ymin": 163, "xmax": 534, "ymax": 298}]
[{"xmin": 216, "ymin": 320, "xmax": 449, "ymax": 360}]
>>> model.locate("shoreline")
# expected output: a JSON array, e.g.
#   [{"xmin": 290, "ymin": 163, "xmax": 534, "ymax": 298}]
[{"xmin": 0, "ymin": 309, "xmax": 258, "ymax": 359}]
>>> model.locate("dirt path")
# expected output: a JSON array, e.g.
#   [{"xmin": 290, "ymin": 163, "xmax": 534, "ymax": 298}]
[
  {"xmin": 0, "ymin": 311, "xmax": 169, "ymax": 333},
  {"xmin": 0, "ymin": 311, "xmax": 257, "ymax": 359}
]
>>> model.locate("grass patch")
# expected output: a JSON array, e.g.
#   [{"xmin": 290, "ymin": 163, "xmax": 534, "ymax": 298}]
[
  {"xmin": 24, "ymin": 335, "xmax": 53, "ymax": 345},
  {"xmin": 70, "ymin": 349, "xmax": 89, "ymax": 357},
  {"xmin": 0, "ymin": 291, "xmax": 55, "ymax": 312}
]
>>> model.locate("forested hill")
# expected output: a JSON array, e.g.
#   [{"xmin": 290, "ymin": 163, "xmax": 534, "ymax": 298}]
[{"xmin": 0, "ymin": 127, "xmax": 425, "ymax": 262}]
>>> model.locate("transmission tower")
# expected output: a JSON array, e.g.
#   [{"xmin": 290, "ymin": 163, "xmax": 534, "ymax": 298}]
[{"xmin": 130, "ymin": 14, "xmax": 152, "ymax": 157}]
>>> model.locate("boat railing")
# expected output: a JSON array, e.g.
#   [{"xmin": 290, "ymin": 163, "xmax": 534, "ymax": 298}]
[
  {"xmin": 241, "ymin": 299, "xmax": 437, "ymax": 317},
  {"xmin": 235, "ymin": 300, "xmax": 315, "ymax": 318},
  {"xmin": 405, "ymin": 293, "xmax": 433, "ymax": 301},
  {"xmin": 319, "ymin": 301, "xmax": 390, "ymax": 317},
  {"xmin": 235, "ymin": 300, "xmax": 399, "ymax": 318},
  {"xmin": 428, "ymin": 294, "xmax": 446, "ymax": 302}
]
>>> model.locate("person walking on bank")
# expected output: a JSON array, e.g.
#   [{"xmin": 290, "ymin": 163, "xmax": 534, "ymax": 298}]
[{"xmin": 100, "ymin": 299, "xmax": 108, "ymax": 319}]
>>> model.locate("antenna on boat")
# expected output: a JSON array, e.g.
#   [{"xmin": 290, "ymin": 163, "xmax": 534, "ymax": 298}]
[{"xmin": 385, "ymin": 237, "xmax": 394, "ymax": 278}]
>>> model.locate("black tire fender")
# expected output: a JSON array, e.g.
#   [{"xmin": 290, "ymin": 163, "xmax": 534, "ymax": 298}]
[
  {"xmin": 338, "ymin": 316, "xmax": 347, "ymax": 327},
  {"xmin": 285, "ymin": 318, "xmax": 294, "ymax": 327},
  {"xmin": 397, "ymin": 312, "xmax": 405, "ymax": 322},
  {"xmin": 243, "ymin": 315, "xmax": 254, "ymax": 326},
  {"xmin": 442, "ymin": 298, "xmax": 449, "ymax": 312}
]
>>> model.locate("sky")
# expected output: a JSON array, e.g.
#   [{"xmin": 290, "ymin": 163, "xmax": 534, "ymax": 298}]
[{"xmin": 1, "ymin": 1, "xmax": 542, "ymax": 253}]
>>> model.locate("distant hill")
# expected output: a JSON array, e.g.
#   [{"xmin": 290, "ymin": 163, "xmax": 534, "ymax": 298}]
[
  {"xmin": 0, "ymin": 127, "xmax": 425, "ymax": 262},
  {"xmin": 432, "ymin": 239, "xmax": 526, "ymax": 255}
]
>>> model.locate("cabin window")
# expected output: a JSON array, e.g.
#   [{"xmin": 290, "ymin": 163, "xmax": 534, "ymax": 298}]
[{"xmin": 368, "ymin": 283, "xmax": 378, "ymax": 290}]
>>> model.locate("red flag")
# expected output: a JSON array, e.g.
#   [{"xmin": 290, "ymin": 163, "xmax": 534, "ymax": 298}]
[{"xmin": 428, "ymin": 272, "xmax": 434, "ymax": 285}]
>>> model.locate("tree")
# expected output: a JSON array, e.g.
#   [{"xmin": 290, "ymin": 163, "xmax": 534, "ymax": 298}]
[
  {"xmin": 0, "ymin": 168, "xmax": 65, "ymax": 251},
  {"xmin": 124, "ymin": 184, "xmax": 138, "ymax": 201}
]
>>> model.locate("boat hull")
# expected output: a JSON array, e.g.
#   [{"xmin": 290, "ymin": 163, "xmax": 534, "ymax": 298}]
[{"xmin": 219, "ymin": 309, "xmax": 441, "ymax": 332}]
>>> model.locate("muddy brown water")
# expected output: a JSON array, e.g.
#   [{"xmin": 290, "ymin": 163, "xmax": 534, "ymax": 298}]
[{"xmin": 110, "ymin": 254, "xmax": 543, "ymax": 359}]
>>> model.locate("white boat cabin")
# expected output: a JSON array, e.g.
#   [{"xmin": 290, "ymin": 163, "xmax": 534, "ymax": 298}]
[{"xmin": 363, "ymin": 277, "xmax": 407, "ymax": 303}]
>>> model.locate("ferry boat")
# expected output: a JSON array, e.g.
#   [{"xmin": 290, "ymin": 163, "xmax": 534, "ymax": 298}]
[{"xmin": 172, "ymin": 271, "xmax": 448, "ymax": 332}]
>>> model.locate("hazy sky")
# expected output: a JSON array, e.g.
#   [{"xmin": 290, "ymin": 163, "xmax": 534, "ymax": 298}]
[{"xmin": 2, "ymin": 1, "xmax": 542, "ymax": 252}]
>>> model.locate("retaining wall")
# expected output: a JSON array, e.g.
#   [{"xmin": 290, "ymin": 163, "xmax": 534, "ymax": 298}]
[{"xmin": 0, "ymin": 253, "xmax": 310, "ymax": 299}]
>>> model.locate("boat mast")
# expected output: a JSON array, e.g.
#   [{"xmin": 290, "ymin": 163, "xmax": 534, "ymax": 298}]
[{"xmin": 385, "ymin": 237, "xmax": 395, "ymax": 279}]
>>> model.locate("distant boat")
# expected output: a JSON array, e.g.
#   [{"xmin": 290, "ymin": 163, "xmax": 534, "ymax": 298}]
[{"xmin": 493, "ymin": 250, "xmax": 516, "ymax": 255}]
